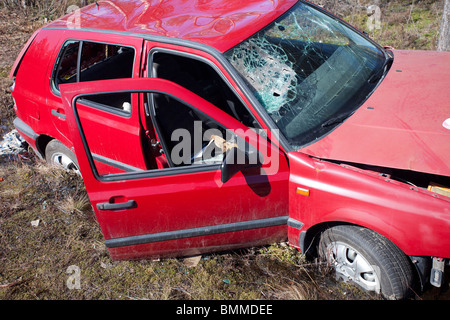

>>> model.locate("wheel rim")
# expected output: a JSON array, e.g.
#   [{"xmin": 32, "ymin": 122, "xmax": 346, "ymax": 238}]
[
  {"xmin": 51, "ymin": 152, "xmax": 80, "ymax": 175},
  {"xmin": 326, "ymin": 241, "xmax": 381, "ymax": 293}
]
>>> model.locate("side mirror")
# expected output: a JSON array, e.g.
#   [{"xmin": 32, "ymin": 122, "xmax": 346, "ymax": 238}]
[{"xmin": 220, "ymin": 146, "xmax": 262, "ymax": 183}]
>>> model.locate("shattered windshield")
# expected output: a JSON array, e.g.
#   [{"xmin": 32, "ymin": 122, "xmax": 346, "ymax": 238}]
[{"xmin": 225, "ymin": 1, "xmax": 388, "ymax": 148}]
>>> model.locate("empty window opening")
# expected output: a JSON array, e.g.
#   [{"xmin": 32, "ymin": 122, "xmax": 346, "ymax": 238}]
[
  {"xmin": 53, "ymin": 40, "xmax": 135, "ymax": 111},
  {"xmin": 149, "ymin": 92, "xmax": 229, "ymax": 167},
  {"xmin": 150, "ymin": 51, "xmax": 259, "ymax": 129}
]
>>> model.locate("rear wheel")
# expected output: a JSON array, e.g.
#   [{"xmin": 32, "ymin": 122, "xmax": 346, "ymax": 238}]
[
  {"xmin": 45, "ymin": 140, "xmax": 80, "ymax": 175},
  {"xmin": 318, "ymin": 225, "xmax": 415, "ymax": 299}
]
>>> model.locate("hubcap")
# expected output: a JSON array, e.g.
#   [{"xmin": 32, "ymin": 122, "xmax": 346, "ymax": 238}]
[
  {"xmin": 326, "ymin": 241, "xmax": 381, "ymax": 293},
  {"xmin": 51, "ymin": 152, "xmax": 80, "ymax": 175}
]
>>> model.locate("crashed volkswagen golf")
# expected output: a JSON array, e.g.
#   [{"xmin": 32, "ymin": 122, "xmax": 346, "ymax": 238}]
[{"xmin": 10, "ymin": 0, "xmax": 450, "ymax": 299}]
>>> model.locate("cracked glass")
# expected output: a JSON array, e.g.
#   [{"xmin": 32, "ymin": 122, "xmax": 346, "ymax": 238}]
[{"xmin": 225, "ymin": 1, "xmax": 390, "ymax": 148}]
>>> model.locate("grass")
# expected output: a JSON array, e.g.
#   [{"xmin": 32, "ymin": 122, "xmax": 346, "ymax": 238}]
[
  {"xmin": 336, "ymin": 0, "xmax": 445, "ymax": 50},
  {"xmin": 0, "ymin": 0, "xmax": 449, "ymax": 301},
  {"xmin": 2, "ymin": 159, "xmax": 449, "ymax": 300},
  {"xmin": 1, "ymin": 160, "xmax": 378, "ymax": 300}
]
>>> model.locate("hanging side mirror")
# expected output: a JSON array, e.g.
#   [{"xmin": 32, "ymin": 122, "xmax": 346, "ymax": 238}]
[{"xmin": 220, "ymin": 146, "xmax": 263, "ymax": 183}]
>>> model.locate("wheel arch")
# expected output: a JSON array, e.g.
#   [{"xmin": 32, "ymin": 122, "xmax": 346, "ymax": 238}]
[
  {"xmin": 300, "ymin": 220, "xmax": 426, "ymax": 293},
  {"xmin": 300, "ymin": 204, "xmax": 423, "ymax": 258},
  {"xmin": 301, "ymin": 218, "xmax": 409, "ymax": 260},
  {"xmin": 35, "ymin": 134, "xmax": 55, "ymax": 158},
  {"xmin": 299, "ymin": 221, "xmax": 352, "ymax": 259}
]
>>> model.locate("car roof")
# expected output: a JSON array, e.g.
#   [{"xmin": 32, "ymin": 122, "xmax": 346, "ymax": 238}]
[{"xmin": 45, "ymin": 0, "xmax": 297, "ymax": 52}]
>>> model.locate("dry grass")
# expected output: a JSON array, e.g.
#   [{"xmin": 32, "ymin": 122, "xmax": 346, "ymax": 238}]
[
  {"xmin": 1, "ymin": 160, "xmax": 378, "ymax": 300},
  {"xmin": 0, "ymin": 0, "xmax": 88, "ymax": 20},
  {"xmin": 330, "ymin": 0, "xmax": 445, "ymax": 50}
]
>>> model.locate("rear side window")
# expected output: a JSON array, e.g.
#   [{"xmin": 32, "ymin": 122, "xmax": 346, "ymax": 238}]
[
  {"xmin": 54, "ymin": 41, "xmax": 79, "ymax": 85},
  {"xmin": 52, "ymin": 40, "xmax": 135, "ymax": 110},
  {"xmin": 53, "ymin": 40, "xmax": 135, "ymax": 90}
]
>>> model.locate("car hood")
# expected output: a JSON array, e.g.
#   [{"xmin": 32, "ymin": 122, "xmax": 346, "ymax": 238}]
[{"xmin": 298, "ymin": 49, "xmax": 450, "ymax": 177}]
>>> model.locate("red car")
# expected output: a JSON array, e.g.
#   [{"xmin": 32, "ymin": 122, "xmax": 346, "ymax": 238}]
[{"xmin": 10, "ymin": 0, "xmax": 450, "ymax": 299}]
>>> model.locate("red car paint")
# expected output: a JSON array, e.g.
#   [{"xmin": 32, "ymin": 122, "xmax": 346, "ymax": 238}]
[
  {"xmin": 9, "ymin": 0, "xmax": 450, "ymax": 294},
  {"xmin": 45, "ymin": 0, "xmax": 296, "ymax": 53},
  {"xmin": 287, "ymin": 151, "xmax": 450, "ymax": 259}
]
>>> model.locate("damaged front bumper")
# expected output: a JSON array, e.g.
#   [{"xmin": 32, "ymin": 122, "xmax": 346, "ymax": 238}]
[{"xmin": 430, "ymin": 257, "xmax": 448, "ymax": 288}]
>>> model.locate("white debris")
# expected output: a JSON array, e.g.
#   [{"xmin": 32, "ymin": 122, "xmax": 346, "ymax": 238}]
[
  {"xmin": 0, "ymin": 129, "xmax": 28, "ymax": 162},
  {"xmin": 31, "ymin": 219, "xmax": 40, "ymax": 227},
  {"xmin": 182, "ymin": 255, "xmax": 202, "ymax": 267}
]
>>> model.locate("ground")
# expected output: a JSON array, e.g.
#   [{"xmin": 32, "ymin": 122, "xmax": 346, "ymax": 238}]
[{"xmin": 0, "ymin": 0, "xmax": 449, "ymax": 301}]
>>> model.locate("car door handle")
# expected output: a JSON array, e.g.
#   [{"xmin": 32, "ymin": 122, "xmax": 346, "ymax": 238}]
[
  {"xmin": 51, "ymin": 109, "xmax": 66, "ymax": 120},
  {"xmin": 96, "ymin": 200, "xmax": 137, "ymax": 211}
]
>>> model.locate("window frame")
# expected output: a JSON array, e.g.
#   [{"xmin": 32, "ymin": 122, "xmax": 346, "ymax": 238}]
[
  {"xmin": 147, "ymin": 47, "xmax": 263, "ymax": 130},
  {"xmin": 72, "ymin": 89, "xmax": 229, "ymax": 182},
  {"xmin": 52, "ymin": 39, "xmax": 79, "ymax": 89},
  {"xmin": 147, "ymin": 91, "xmax": 231, "ymax": 168},
  {"xmin": 146, "ymin": 47, "xmax": 268, "ymax": 168}
]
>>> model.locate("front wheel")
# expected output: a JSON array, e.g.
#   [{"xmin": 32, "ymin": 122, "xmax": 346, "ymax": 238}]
[
  {"xmin": 45, "ymin": 140, "xmax": 80, "ymax": 175},
  {"xmin": 318, "ymin": 225, "xmax": 415, "ymax": 299}
]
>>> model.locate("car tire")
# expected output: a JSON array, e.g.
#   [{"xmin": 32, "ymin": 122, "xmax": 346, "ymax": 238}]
[
  {"xmin": 318, "ymin": 225, "xmax": 415, "ymax": 300},
  {"xmin": 45, "ymin": 140, "xmax": 80, "ymax": 175}
]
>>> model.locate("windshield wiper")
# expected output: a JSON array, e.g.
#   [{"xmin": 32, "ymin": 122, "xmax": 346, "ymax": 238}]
[{"xmin": 321, "ymin": 111, "xmax": 353, "ymax": 128}]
